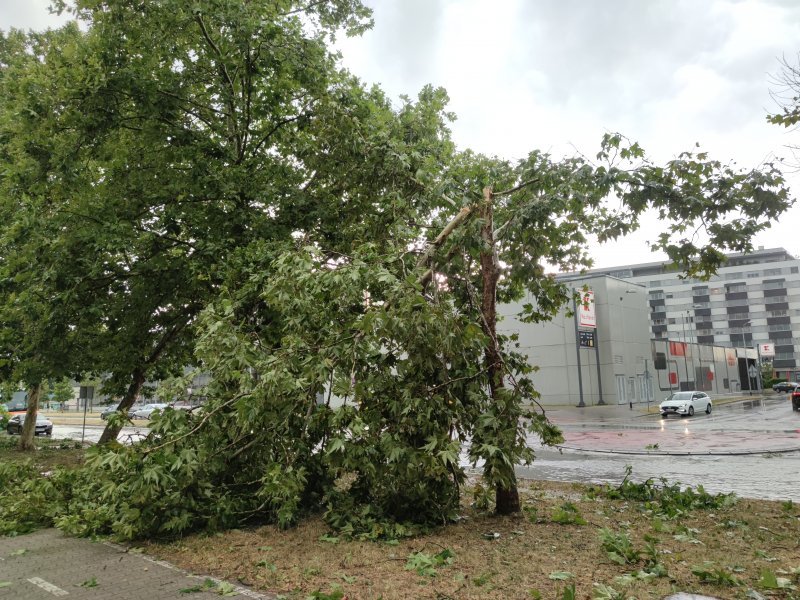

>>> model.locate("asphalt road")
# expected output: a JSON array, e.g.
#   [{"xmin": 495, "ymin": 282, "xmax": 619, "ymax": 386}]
[
  {"xmin": 521, "ymin": 395, "xmax": 800, "ymax": 502},
  {"xmin": 51, "ymin": 424, "xmax": 149, "ymax": 444}
]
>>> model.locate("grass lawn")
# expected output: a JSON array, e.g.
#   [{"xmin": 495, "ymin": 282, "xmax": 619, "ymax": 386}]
[
  {"xmin": 0, "ymin": 432, "xmax": 85, "ymax": 469},
  {"xmin": 142, "ymin": 478, "xmax": 800, "ymax": 600}
]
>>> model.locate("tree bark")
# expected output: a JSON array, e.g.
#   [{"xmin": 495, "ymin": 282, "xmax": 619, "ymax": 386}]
[
  {"xmin": 18, "ymin": 383, "xmax": 42, "ymax": 451},
  {"xmin": 479, "ymin": 186, "xmax": 520, "ymax": 515},
  {"xmin": 97, "ymin": 368, "xmax": 146, "ymax": 445}
]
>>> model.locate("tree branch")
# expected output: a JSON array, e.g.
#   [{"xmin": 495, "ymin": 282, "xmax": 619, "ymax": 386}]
[{"xmin": 492, "ymin": 177, "xmax": 540, "ymax": 198}]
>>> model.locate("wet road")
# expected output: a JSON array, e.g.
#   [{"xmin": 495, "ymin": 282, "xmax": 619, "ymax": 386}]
[
  {"xmin": 519, "ymin": 396, "xmax": 800, "ymax": 502},
  {"xmin": 51, "ymin": 424, "xmax": 149, "ymax": 444}
]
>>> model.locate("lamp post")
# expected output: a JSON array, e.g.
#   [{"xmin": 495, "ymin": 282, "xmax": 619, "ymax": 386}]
[
  {"xmin": 680, "ymin": 312, "xmax": 691, "ymax": 390},
  {"xmin": 737, "ymin": 319, "xmax": 753, "ymax": 396}
]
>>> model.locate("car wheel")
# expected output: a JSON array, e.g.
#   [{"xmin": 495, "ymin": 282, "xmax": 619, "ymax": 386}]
[
  {"xmin": 661, "ymin": 413, "xmax": 668, "ymax": 419},
  {"xmin": 688, "ymin": 406, "xmax": 695, "ymax": 417},
  {"xmin": 705, "ymin": 403, "xmax": 711, "ymax": 414}
]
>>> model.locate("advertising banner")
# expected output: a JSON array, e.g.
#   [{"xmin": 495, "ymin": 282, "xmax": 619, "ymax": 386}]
[
  {"xmin": 725, "ymin": 348, "xmax": 737, "ymax": 367},
  {"xmin": 577, "ymin": 290, "xmax": 596, "ymax": 329},
  {"xmin": 758, "ymin": 343, "xmax": 775, "ymax": 357},
  {"xmin": 669, "ymin": 341, "xmax": 686, "ymax": 357}
]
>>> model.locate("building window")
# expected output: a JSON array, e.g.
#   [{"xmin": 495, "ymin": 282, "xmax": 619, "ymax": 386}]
[
  {"xmin": 791, "ymin": 267, "xmax": 799, "ymax": 274},
  {"xmin": 668, "ymin": 318, "xmax": 676, "ymax": 325},
  {"xmin": 763, "ymin": 268, "xmax": 782, "ymax": 276},
  {"xmin": 725, "ymin": 273, "xmax": 744, "ymax": 281},
  {"xmin": 725, "ymin": 298, "xmax": 750, "ymax": 307},
  {"xmin": 746, "ymin": 271, "xmax": 761, "ymax": 278},
  {"xmin": 769, "ymin": 310, "xmax": 788, "ymax": 317},
  {"xmin": 649, "ymin": 280, "xmax": 661, "ymax": 287}
]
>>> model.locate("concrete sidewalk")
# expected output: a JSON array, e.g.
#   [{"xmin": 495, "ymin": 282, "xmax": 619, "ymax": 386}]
[{"xmin": 0, "ymin": 529, "xmax": 273, "ymax": 599}]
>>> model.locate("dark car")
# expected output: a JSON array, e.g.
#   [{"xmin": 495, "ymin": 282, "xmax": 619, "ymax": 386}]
[
  {"xmin": 773, "ymin": 381, "xmax": 800, "ymax": 393},
  {"xmin": 791, "ymin": 388, "xmax": 800, "ymax": 412},
  {"xmin": 6, "ymin": 414, "xmax": 53, "ymax": 436}
]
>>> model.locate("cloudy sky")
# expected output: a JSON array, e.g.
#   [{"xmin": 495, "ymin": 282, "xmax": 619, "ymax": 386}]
[{"xmin": 3, "ymin": 0, "xmax": 799, "ymax": 268}]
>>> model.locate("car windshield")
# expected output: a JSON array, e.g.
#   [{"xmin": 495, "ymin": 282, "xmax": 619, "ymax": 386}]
[
  {"xmin": 668, "ymin": 392, "xmax": 693, "ymax": 401},
  {"xmin": 14, "ymin": 415, "xmax": 50, "ymax": 423}
]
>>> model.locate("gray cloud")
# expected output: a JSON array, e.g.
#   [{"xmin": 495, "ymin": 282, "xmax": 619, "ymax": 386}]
[
  {"xmin": 354, "ymin": 0, "xmax": 445, "ymax": 93},
  {"xmin": 0, "ymin": 0, "xmax": 68, "ymax": 32}
]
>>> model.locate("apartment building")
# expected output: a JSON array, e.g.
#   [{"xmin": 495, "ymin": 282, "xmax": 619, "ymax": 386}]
[{"xmin": 561, "ymin": 247, "xmax": 800, "ymax": 381}]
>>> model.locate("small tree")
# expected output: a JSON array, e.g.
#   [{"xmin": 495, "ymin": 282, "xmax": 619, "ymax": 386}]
[{"xmin": 51, "ymin": 379, "xmax": 75, "ymax": 409}]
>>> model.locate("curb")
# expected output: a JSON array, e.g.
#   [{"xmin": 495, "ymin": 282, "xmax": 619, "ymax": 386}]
[
  {"xmin": 556, "ymin": 444, "xmax": 800, "ymax": 457},
  {"xmin": 102, "ymin": 540, "xmax": 276, "ymax": 599}
]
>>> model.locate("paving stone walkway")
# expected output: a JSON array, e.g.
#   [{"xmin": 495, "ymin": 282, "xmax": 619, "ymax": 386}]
[{"xmin": 0, "ymin": 529, "xmax": 273, "ymax": 599}]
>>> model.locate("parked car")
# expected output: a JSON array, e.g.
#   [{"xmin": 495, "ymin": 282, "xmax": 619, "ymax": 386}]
[
  {"xmin": 100, "ymin": 403, "xmax": 121, "ymax": 420},
  {"xmin": 6, "ymin": 414, "xmax": 53, "ymax": 436},
  {"xmin": 791, "ymin": 388, "xmax": 800, "ymax": 412},
  {"xmin": 772, "ymin": 381, "xmax": 800, "ymax": 393},
  {"xmin": 102, "ymin": 402, "xmax": 147, "ymax": 419},
  {"xmin": 130, "ymin": 403, "xmax": 168, "ymax": 420},
  {"xmin": 659, "ymin": 391, "xmax": 712, "ymax": 418}
]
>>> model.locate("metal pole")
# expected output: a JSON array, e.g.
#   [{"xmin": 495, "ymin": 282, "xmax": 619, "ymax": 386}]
[
  {"xmin": 81, "ymin": 392, "xmax": 88, "ymax": 445},
  {"xmin": 755, "ymin": 343, "xmax": 763, "ymax": 394},
  {"xmin": 742, "ymin": 332, "xmax": 753, "ymax": 396},
  {"xmin": 593, "ymin": 326, "xmax": 604, "ymax": 405},
  {"xmin": 573, "ymin": 293, "xmax": 585, "ymax": 407},
  {"xmin": 681, "ymin": 315, "xmax": 689, "ymax": 390}
]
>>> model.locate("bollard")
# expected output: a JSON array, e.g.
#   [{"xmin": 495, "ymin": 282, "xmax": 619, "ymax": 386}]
[{"xmin": 629, "ymin": 401, "xmax": 632, "ymax": 410}]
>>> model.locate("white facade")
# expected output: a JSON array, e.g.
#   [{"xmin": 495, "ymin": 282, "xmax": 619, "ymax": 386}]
[
  {"xmin": 561, "ymin": 248, "xmax": 800, "ymax": 381},
  {"xmin": 499, "ymin": 275, "xmax": 654, "ymax": 406}
]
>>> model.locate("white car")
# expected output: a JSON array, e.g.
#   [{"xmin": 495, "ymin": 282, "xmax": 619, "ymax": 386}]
[
  {"xmin": 130, "ymin": 403, "xmax": 168, "ymax": 420},
  {"xmin": 659, "ymin": 391, "xmax": 712, "ymax": 418}
]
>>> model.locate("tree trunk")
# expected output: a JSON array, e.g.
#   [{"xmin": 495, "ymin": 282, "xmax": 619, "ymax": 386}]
[
  {"xmin": 479, "ymin": 187, "xmax": 520, "ymax": 515},
  {"xmin": 98, "ymin": 368, "xmax": 146, "ymax": 445},
  {"xmin": 18, "ymin": 383, "xmax": 42, "ymax": 451}
]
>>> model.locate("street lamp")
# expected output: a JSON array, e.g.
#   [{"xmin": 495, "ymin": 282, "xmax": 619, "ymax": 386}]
[
  {"xmin": 739, "ymin": 319, "xmax": 753, "ymax": 396},
  {"xmin": 681, "ymin": 311, "xmax": 694, "ymax": 390}
]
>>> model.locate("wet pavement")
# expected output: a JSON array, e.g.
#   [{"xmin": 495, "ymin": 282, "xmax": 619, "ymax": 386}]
[
  {"xmin": 516, "ymin": 394, "xmax": 800, "ymax": 502},
  {"xmin": 546, "ymin": 394, "xmax": 800, "ymax": 454}
]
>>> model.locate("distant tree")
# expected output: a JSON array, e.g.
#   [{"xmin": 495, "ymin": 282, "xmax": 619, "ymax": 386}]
[
  {"xmin": 768, "ymin": 53, "xmax": 800, "ymax": 163},
  {"xmin": 0, "ymin": 24, "xmax": 95, "ymax": 450},
  {"xmin": 51, "ymin": 379, "xmax": 76, "ymax": 408}
]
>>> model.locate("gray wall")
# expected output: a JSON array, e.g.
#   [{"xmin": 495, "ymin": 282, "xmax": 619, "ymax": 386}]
[{"xmin": 499, "ymin": 275, "xmax": 652, "ymax": 406}]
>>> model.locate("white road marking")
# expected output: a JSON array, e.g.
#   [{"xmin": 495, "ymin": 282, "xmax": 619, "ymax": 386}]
[{"xmin": 27, "ymin": 577, "xmax": 69, "ymax": 596}]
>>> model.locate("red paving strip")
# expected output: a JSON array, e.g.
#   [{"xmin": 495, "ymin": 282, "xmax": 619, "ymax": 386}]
[{"xmin": 559, "ymin": 428, "xmax": 800, "ymax": 455}]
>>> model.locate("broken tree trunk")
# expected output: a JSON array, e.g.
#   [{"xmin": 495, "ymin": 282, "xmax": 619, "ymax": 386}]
[{"xmin": 479, "ymin": 186, "xmax": 521, "ymax": 515}]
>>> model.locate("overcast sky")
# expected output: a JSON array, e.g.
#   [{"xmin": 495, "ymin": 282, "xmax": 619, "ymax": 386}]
[{"xmin": 3, "ymin": 0, "xmax": 799, "ymax": 269}]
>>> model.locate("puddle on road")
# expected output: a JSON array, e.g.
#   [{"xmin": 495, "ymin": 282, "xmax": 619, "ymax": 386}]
[{"xmin": 518, "ymin": 450, "xmax": 800, "ymax": 502}]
